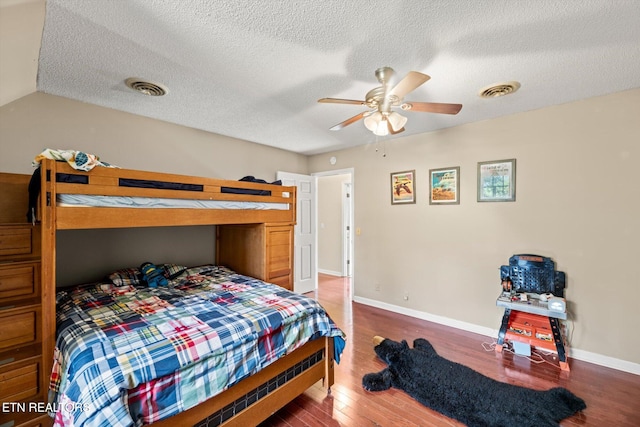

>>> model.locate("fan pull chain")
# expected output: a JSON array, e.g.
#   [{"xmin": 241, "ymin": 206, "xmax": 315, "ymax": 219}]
[{"xmin": 374, "ymin": 136, "xmax": 387, "ymax": 157}]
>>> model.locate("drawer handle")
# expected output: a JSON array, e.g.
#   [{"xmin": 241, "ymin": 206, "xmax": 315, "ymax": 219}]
[{"xmin": 0, "ymin": 305, "xmax": 16, "ymax": 311}]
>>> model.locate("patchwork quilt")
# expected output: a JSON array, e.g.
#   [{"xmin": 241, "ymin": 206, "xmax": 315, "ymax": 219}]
[{"xmin": 49, "ymin": 265, "xmax": 345, "ymax": 427}]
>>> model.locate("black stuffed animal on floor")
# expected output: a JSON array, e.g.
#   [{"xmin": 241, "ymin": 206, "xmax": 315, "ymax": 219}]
[{"xmin": 362, "ymin": 337, "xmax": 586, "ymax": 427}]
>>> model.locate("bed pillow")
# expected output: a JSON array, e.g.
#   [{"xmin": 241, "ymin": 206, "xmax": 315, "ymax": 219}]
[
  {"xmin": 108, "ymin": 267, "xmax": 142, "ymax": 286},
  {"xmin": 96, "ymin": 282, "xmax": 137, "ymax": 295},
  {"xmin": 181, "ymin": 264, "xmax": 223, "ymax": 276},
  {"xmin": 160, "ymin": 263, "xmax": 188, "ymax": 279},
  {"xmin": 108, "ymin": 264, "xmax": 188, "ymax": 286}
]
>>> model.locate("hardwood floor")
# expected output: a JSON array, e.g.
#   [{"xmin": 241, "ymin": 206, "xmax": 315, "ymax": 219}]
[{"xmin": 259, "ymin": 273, "xmax": 640, "ymax": 427}]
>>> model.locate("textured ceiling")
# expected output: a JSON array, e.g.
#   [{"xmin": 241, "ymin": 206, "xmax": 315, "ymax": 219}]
[{"xmin": 36, "ymin": 0, "xmax": 640, "ymax": 155}]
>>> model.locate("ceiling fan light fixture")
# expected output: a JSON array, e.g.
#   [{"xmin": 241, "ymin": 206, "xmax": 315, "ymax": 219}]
[
  {"xmin": 387, "ymin": 112, "xmax": 407, "ymax": 132},
  {"xmin": 374, "ymin": 118, "xmax": 389, "ymax": 136},
  {"xmin": 364, "ymin": 112, "xmax": 390, "ymax": 136},
  {"xmin": 364, "ymin": 111, "xmax": 381, "ymax": 131}
]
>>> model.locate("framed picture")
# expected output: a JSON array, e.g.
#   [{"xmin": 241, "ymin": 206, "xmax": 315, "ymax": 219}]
[
  {"xmin": 429, "ymin": 166, "xmax": 460, "ymax": 205},
  {"xmin": 477, "ymin": 159, "xmax": 516, "ymax": 202},
  {"xmin": 390, "ymin": 170, "xmax": 416, "ymax": 204}
]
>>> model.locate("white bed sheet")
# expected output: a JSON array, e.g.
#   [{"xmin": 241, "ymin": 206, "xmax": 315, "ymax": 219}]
[{"xmin": 57, "ymin": 194, "xmax": 289, "ymax": 210}]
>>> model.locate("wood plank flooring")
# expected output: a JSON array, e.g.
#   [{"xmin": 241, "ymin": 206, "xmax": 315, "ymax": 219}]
[{"xmin": 259, "ymin": 274, "xmax": 640, "ymax": 427}]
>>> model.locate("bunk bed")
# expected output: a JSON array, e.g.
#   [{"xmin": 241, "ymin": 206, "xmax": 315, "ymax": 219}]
[{"xmin": 0, "ymin": 158, "xmax": 344, "ymax": 427}]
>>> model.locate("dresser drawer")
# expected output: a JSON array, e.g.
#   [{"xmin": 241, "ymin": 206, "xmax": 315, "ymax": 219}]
[
  {"xmin": 0, "ymin": 263, "xmax": 39, "ymax": 300},
  {"xmin": 0, "ymin": 227, "xmax": 33, "ymax": 257},
  {"xmin": 265, "ymin": 226, "xmax": 292, "ymax": 290},
  {"xmin": 0, "ymin": 225, "xmax": 40, "ymax": 263},
  {"xmin": 266, "ymin": 231, "xmax": 291, "ymax": 276},
  {"xmin": 0, "ymin": 307, "xmax": 40, "ymax": 350},
  {"xmin": 267, "ymin": 251, "xmax": 291, "ymax": 277},
  {"xmin": 0, "ymin": 360, "xmax": 39, "ymax": 402}
]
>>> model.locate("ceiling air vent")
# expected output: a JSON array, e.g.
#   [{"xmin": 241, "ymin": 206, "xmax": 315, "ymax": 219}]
[
  {"xmin": 479, "ymin": 81, "xmax": 520, "ymax": 98},
  {"xmin": 125, "ymin": 78, "xmax": 168, "ymax": 96}
]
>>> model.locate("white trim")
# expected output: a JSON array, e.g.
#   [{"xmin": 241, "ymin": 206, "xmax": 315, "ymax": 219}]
[
  {"xmin": 318, "ymin": 268, "xmax": 343, "ymax": 277},
  {"xmin": 341, "ymin": 182, "xmax": 352, "ymax": 277},
  {"xmin": 353, "ymin": 296, "xmax": 640, "ymax": 376},
  {"xmin": 313, "ymin": 168, "xmax": 354, "ymax": 177},
  {"xmin": 568, "ymin": 348, "xmax": 640, "ymax": 376}
]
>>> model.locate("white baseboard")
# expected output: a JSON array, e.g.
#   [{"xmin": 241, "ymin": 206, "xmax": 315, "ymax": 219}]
[
  {"xmin": 567, "ymin": 348, "xmax": 640, "ymax": 375},
  {"xmin": 318, "ymin": 268, "xmax": 343, "ymax": 277},
  {"xmin": 353, "ymin": 296, "xmax": 640, "ymax": 376}
]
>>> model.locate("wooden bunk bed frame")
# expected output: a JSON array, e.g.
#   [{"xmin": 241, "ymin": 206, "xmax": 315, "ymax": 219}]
[{"xmin": 1, "ymin": 159, "xmax": 337, "ymax": 427}]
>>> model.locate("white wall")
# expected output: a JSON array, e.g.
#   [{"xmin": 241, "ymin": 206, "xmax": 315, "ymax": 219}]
[{"xmin": 309, "ymin": 88, "xmax": 640, "ymax": 371}]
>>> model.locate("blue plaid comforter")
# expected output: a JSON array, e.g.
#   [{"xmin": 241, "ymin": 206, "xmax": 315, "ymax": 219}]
[{"xmin": 49, "ymin": 265, "xmax": 345, "ymax": 427}]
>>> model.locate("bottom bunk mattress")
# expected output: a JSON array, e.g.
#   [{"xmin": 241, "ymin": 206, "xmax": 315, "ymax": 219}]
[{"xmin": 49, "ymin": 265, "xmax": 345, "ymax": 427}]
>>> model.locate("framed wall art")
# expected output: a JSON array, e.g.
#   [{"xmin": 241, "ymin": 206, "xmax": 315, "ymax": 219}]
[
  {"xmin": 477, "ymin": 159, "xmax": 516, "ymax": 202},
  {"xmin": 390, "ymin": 170, "xmax": 416, "ymax": 204},
  {"xmin": 429, "ymin": 166, "xmax": 460, "ymax": 205}
]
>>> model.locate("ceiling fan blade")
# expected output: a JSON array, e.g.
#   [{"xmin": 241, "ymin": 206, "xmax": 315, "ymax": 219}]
[
  {"xmin": 400, "ymin": 101, "xmax": 463, "ymax": 115},
  {"xmin": 329, "ymin": 111, "xmax": 370, "ymax": 131},
  {"xmin": 387, "ymin": 72, "xmax": 431, "ymax": 100},
  {"xmin": 318, "ymin": 98, "xmax": 366, "ymax": 106}
]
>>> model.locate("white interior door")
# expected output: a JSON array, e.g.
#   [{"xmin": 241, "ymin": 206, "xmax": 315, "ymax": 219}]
[{"xmin": 277, "ymin": 171, "xmax": 317, "ymax": 294}]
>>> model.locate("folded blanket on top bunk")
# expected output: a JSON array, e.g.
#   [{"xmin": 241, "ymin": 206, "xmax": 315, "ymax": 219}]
[
  {"xmin": 33, "ymin": 148, "xmax": 119, "ymax": 171},
  {"xmin": 49, "ymin": 265, "xmax": 345, "ymax": 427},
  {"xmin": 28, "ymin": 149, "xmax": 116, "ymax": 223},
  {"xmin": 221, "ymin": 176, "xmax": 282, "ymax": 196}
]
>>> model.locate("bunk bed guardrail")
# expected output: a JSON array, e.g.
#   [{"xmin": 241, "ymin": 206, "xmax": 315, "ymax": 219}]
[{"xmin": 37, "ymin": 158, "xmax": 297, "ymax": 229}]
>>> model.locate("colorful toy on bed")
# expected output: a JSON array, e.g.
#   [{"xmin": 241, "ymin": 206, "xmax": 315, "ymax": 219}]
[
  {"xmin": 140, "ymin": 262, "xmax": 168, "ymax": 287},
  {"xmin": 33, "ymin": 148, "xmax": 118, "ymax": 171}
]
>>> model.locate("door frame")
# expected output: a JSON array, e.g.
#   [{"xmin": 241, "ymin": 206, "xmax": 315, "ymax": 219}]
[
  {"xmin": 341, "ymin": 181, "xmax": 352, "ymax": 277},
  {"xmin": 313, "ymin": 168, "xmax": 354, "ymax": 301}
]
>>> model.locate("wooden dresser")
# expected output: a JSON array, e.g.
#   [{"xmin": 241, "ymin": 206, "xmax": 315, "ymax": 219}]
[
  {"xmin": 0, "ymin": 173, "xmax": 51, "ymax": 427},
  {"xmin": 216, "ymin": 223, "xmax": 294, "ymax": 290}
]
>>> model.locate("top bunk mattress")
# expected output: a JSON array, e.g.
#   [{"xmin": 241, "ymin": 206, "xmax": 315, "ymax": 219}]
[{"xmin": 57, "ymin": 193, "xmax": 289, "ymax": 210}]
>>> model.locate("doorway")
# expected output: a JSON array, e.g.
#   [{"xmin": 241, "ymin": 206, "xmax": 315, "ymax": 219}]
[{"xmin": 313, "ymin": 168, "xmax": 354, "ymax": 300}]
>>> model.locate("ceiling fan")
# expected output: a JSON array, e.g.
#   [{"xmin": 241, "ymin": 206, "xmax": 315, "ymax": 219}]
[{"xmin": 318, "ymin": 67, "xmax": 462, "ymax": 136}]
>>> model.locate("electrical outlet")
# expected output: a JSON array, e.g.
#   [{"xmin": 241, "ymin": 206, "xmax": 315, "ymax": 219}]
[
  {"xmin": 375, "ymin": 283, "xmax": 381, "ymax": 291},
  {"xmin": 403, "ymin": 292, "xmax": 409, "ymax": 301}
]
